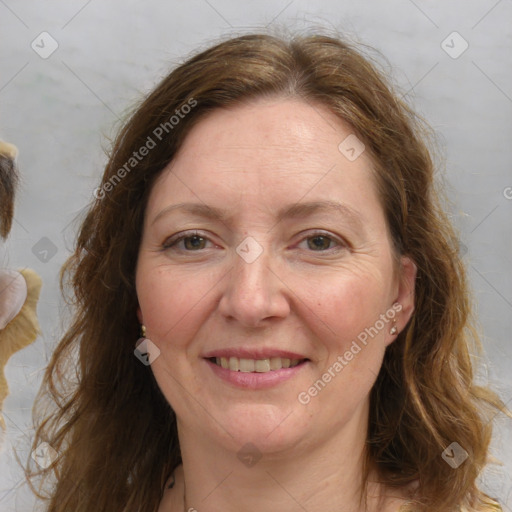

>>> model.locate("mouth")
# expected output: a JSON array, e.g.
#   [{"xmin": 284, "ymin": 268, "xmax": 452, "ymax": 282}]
[{"xmin": 207, "ymin": 356, "xmax": 309, "ymax": 373}]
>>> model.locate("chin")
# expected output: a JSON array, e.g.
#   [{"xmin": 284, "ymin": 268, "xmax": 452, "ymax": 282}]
[{"xmin": 211, "ymin": 402, "xmax": 311, "ymax": 456}]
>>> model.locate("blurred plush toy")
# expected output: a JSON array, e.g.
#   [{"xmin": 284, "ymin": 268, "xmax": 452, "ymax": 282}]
[{"xmin": 0, "ymin": 140, "xmax": 42, "ymax": 432}]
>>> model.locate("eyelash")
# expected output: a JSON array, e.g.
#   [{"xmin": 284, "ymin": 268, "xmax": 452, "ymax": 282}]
[{"xmin": 162, "ymin": 230, "xmax": 346, "ymax": 254}]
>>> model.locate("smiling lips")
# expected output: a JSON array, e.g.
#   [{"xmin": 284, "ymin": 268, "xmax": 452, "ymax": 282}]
[
  {"xmin": 212, "ymin": 356, "xmax": 304, "ymax": 372},
  {"xmin": 205, "ymin": 354, "xmax": 309, "ymax": 389},
  {"xmin": 203, "ymin": 348, "xmax": 309, "ymax": 374}
]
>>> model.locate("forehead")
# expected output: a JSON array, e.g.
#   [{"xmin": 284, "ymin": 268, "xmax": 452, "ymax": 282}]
[
  {"xmin": 148, "ymin": 98, "xmax": 383, "ymax": 228},
  {"xmin": 174, "ymin": 97, "xmax": 367, "ymax": 166}
]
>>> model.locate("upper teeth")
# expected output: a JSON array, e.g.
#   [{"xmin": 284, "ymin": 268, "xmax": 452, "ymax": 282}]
[{"xmin": 215, "ymin": 357, "xmax": 302, "ymax": 372}]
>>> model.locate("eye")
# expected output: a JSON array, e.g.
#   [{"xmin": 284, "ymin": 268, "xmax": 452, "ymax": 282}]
[
  {"xmin": 162, "ymin": 231, "xmax": 213, "ymax": 251},
  {"xmin": 297, "ymin": 231, "xmax": 345, "ymax": 252},
  {"xmin": 162, "ymin": 230, "xmax": 346, "ymax": 254}
]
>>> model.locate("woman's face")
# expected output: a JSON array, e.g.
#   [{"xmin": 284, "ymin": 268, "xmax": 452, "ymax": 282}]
[{"xmin": 135, "ymin": 97, "xmax": 416, "ymax": 455}]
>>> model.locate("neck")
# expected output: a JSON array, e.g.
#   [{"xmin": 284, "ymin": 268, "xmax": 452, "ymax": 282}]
[{"xmin": 176, "ymin": 403, "xmax": 386, "ymax": 512}]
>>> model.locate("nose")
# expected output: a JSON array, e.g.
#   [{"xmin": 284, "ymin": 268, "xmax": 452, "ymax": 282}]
[{"xmin": 217, "ymin": 238, "xmax": 290, "ymax": 328}]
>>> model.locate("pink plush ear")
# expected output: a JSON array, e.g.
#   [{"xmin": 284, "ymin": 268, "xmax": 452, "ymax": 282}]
[
  {"xmin": 0, "ymin": 269, "xmax": 27, "ymax": 330},
  {"xmin": 0, "ymin": 268, "xmax": 42, "ymax": 431}
]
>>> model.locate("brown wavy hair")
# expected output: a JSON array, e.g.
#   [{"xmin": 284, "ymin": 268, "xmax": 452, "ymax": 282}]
[{"xmin": 24, "ymin": 30, "xmax": 509, "ymax": 511}]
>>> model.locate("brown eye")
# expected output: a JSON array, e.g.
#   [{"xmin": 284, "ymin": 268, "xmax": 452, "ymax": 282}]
[
  {"xmin": 163, "ymin": 231, "xmax": 212, "ymax": 251},
  {"xmin": 307, "ymin": 235, "xmax": 334, "ymax": 251},
  {"xmin": 298, "ymin": 231, "xmax": 345, "ymax": 253},
  {"xmin": 182, "ymin": 235, "xmax": 207, "ymax": 250}
]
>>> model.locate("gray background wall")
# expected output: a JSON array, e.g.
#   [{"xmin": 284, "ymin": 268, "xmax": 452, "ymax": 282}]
[{"xmin": 0, "ymin": 1, "xmax": 511, "ymax": 510}]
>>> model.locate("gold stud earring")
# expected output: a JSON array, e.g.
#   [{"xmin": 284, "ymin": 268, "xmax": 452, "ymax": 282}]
[{"xmin": 140, "ymin": 324, "xmax": 146, "ymax": 338}]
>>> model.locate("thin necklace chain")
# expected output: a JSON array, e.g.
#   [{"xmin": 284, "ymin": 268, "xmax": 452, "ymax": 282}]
[
  {"xmin": 178, "ymin": 477, "xmax": 379, "ymax": 512},
  {"xmin": 168, "ymin": 468, "xmax": 416, "ymax": 511}
]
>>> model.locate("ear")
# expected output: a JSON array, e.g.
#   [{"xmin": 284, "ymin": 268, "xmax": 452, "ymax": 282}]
[
  {"xmin": 387, "ymin": 255, "xmax": 417, "ymax": 344},
  {"xmin": 136, "ymin": 305, "xmax": 143, "ymax": 325}
]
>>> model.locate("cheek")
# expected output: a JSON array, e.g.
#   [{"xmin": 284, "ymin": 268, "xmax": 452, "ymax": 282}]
[
  {"xmin": 309, "ymin": 272, "xmax": 391, "ymax": 396},
  {"xmin": 136, "ymin": 264, "xmax": 212, "ymax": 406},
  {"xmin": 306, "ymin": 268, "xmax": 390, "ymax": 345},
  {"xmin": 136, "ymin": 264, "xmax": 207, "ymax": 345},
  {"xmin": 136, "ymin": 257, "xmax": 231, "ymax": 363}
]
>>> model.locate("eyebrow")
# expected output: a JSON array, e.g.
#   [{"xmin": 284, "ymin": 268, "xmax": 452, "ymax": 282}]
[{"xmin": 151, "ymin": 200, "xmax": 365, "ymax": 230}]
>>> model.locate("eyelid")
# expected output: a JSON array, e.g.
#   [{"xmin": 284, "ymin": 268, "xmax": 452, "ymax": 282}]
[
  {"xmin": 162, "ymin": 230, "xmax": 212, "ymax": 249},
  {"xmin": 294, "ymin": 230, "xmax": 346, "ymax": 251},
  {"xmin": 162, "ymin": 229, "xmax": 347, "ymax": 252}
]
